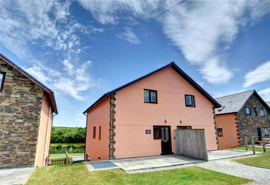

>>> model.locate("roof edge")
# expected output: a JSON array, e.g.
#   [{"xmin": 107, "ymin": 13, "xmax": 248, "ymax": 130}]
[
  {"xmin": 0, "ymin": 53, "xmax": 58, "ymax": 114},
  {"xmin": 83, "ymin": 61, "xmax": 221, "ymax": 114}
]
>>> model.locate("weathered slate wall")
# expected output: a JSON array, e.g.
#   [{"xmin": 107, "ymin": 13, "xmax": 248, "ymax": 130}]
[
  {"xmin": 237, "ymin": 94, "xmax": 270, "ymax": 145},
  {"xmin": 0, "ymin": 59, "xmax": 43, "ymax": 168},
  {"xmin": 174, "ymin": 129, "xmax": 208, "ymax": 161}
]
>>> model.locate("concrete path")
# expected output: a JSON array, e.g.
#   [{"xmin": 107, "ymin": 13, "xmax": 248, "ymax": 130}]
[
  {"xmin": 196, "ymin": 159, "xmax": 270, "ymax": 185},
  {"xmin": 0, "ymin": 167, "xmax": 35, "ymax": 185},
  {"xmin": 208, "ymin": 150, "xmax": 253, "ymax": 160},
  {"xmin": 112, "ymin": 155, "xmax": 203, "ymax": 173}
]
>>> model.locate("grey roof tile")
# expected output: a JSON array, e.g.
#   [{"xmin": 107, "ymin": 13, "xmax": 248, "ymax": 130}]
[{"xmin": 215, "ymin": 90, "xmax": 254, "ymax": 115}]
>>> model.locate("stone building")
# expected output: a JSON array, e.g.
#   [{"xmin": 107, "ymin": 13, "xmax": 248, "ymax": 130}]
[
  {"xmin": 0, "ymin": 53, "xmax": 58, "ymax": 168},
  {"xmin": 215, "ymin": 90, "xmax": 270, "ymax": 149}
]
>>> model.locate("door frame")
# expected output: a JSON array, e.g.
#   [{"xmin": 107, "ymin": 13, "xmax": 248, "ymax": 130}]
[{"xmin": 153, "ymin": 125, "xmax": 172, "ymax": 155}]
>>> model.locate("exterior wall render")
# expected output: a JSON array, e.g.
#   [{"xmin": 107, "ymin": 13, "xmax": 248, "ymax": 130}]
[
  {"xmin": 113, "ymin": 67, "xmax": 217, "ymax": 159},
  {"xmin": 85, "ymin": 97, "xmax": 110, "ymax": 161},
  {"xmin": 216, "ymin": 113, "xmax": 240, "ymax": 150},
  {"xmin": 35, "ymin": 94, "xmax": 53, "ymax": 167}
]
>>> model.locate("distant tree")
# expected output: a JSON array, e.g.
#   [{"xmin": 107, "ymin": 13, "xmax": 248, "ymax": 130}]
[{"xmin": 51, "ymin": 127, "xmax": 86, "ymax": 143}]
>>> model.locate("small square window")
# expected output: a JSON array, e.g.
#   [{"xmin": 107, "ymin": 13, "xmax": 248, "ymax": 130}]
[
  {"xmin": 144, "ymin": 89, "xmax": 157, "ymax": 103},
  {"xmin": 217, "ymin": 128, "xmax": 223, "ymax": 137},
  {"xmin": 185, "ymin": 95, "xmax": 195, "ymax": 107},
  {"xmin": 0, "ymin": 72, "xmax": 6, "ymax": 91},
  {"xmin": 245, "ymin": 107, "xmax": 251, "ymax": 115},
  {"xmin": 93, "ymin": 127, "xmax": 96, "ymax": 139}
]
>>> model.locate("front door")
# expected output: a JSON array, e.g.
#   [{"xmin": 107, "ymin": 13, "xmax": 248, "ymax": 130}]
[
  {"xmin": 161, "ymin": 126, "xmax": 172, "ymax": 155},
  {"xmin": 257, "ymin": 127, "xmax": 262, "ymax": 141}
]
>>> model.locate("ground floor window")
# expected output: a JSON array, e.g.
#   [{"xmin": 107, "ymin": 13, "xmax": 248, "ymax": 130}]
[
  {"xmin": 153, "ymin": 126, "xmax": 161, "ymax": 139},
  {"xmin": 263, "ymin": 127, "xmax": 269, "ymax": 136},
  {"xmin": 217, "ymin": 128, "xmax": 223, "ymax": 137}
]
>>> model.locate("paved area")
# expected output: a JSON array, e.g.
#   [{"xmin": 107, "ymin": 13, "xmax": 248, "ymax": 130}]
[
  {"xmin": 0, "ymin": 167, "xmax": 35, "ymax": 185},
  {"xmin": 197, "ymin": 159, "xmax": 270, "ymax": 185},
  {"xmin": 85, "ymin": 150, "xmax": 254, "ymax": 173},
  {"xmin": 112, "ymin": 155, "xmax": 203, "ymax": 173},
  {"xmin": 84, "ymin": 161, "xmax": 120, "ymax": 172}
]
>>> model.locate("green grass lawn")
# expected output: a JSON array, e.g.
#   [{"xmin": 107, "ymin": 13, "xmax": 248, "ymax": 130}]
[
  {"xmin": 234, "ymin": 146, "xmax": 270, "ymax": 169},
  {"xmin": 26, "ymin": 163, "xmax": 251, "ymax": 185}
]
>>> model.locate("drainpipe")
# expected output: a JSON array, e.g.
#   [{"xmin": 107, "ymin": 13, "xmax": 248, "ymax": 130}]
[{"xmin": 43, "ymin": 107, "xmax": 51, "ymax": 166}]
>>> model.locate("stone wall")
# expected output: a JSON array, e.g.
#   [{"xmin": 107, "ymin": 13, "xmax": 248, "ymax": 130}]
[
  {"xmin": 0, "ymin": 59, "xmax": 43, "ymax": 168},
  {"xmin": 109, "ymin": 93, "xmax": 116, "ymax": 160},
  {"xmin": 237, "ymin": 93, "xmax": 270, "ymax": 145}
]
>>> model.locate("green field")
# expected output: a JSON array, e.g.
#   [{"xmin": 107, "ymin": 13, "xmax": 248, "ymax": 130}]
[{"xmin": 26, "ymin": 163, "xmax": 252, "ymax": 185}]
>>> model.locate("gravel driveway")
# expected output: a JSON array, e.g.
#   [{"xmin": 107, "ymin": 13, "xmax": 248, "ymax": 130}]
[{"xmin": 196, "ymin": 159, "xmax": 270, "ymax": 185}]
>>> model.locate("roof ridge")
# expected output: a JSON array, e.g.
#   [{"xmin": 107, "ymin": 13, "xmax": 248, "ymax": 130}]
[{"xmin": 215, "ymin": 89, "xmax": 254, "ymax": 99}]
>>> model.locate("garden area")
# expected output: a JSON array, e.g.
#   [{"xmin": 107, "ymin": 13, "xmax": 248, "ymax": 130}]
[
  {"xmin": 26, "ymin": 163, "xmax": 252, "ymax": 185},
  {"xmin": 49, "ymin": 127, "xmax": 86, "ymax": 160}
]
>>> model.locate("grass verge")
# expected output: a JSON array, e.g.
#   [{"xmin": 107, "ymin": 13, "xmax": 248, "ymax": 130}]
[
  {"xmin": 234, "ymin": 146, "xmax": 270, "ymax": 169},
  {"xmin": 26, "ymin": 163, "xmax": 252, "ymax": 185}
]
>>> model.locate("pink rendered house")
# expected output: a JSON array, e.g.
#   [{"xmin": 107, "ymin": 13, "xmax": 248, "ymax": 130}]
[{"xmin": 83, "ymin": 62, "xmax": 221, "ymax": 161}]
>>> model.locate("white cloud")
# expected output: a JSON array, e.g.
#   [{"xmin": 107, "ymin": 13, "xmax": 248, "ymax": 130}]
[
  {"xmin": 77, "ymin": 0, "xmax": 160, "ymax": 24},
  {"xmin": 244, "ymin": 61, "xmax": 270, "ymax": 87},
  {"xmin": 25, "ymin": 59, "xmax": 94, "ymax": 100},
  {"xmin": 0, "ymin": 0, "xmax": 105, "ymax": 101},
  {"xmin": 117, "ymin": 27, "xmax": 141, "ymax": 44},
  {"xmin": 77, "ymin": 0, "xmax": 270, "ymax": 85},
  {"xmin": 259, "ymin": 88, "xmax": 270, "ymax": 102}
]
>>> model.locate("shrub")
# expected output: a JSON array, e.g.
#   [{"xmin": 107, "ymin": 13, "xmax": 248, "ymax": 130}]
[{"xmin": 56, "ymin": 144, "xmax": 62, "ymax": 149}]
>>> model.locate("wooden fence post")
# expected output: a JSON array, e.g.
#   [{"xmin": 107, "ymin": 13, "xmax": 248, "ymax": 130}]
[
  {"xmin": 251, "ymin": 137, "xmax": 256, "ymax": 155},
  {"xmin": 262, "ymin": 138, "xmax": 266, "ymax": 153},
  {"xmin": 66, "ymin": 151, "xmax": 69, "ymax": 164},
  {"xmin": 245, "ymin": 136, "xmax": 248, "ymax": 151},
  {"xmin": 230, "ymin": 136, "xmax": 234, "ymax": 149}
]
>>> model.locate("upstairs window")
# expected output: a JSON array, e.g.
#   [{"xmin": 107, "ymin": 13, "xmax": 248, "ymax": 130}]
[
  {"xmin": 254, "ymin": 108, "xmax": 258, "ymax": 116},
  {"xmin": 264, "ymin": 127, "xmax": 269, "ymax": 136},
  {"xmin": 185, "ymin": 95, "xmax": 195, "ymax": 107},
  {"xmin": 144, "ymin": 89, "xmax": 157, "ymax": 103},
  {"xmin": 93, "ymin": 127, "xmax": 96, "ymax": 138},
  {"xmin": 245, "ymin": 107, "xmax": 251, "ymax": 115},
  {"xmin": 260, "ymin": 109, "xmax": 266, "ymax": 117},
  {"xmin": 0, "ymin": 72, "xmax": 6, "ymax": 91},
  {"xmin": 217, "ymin": 128, "xmax": 223, "ymax": 137}
]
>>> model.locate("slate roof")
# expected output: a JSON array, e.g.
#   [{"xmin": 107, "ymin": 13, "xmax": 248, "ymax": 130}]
[
  {"xmin": 215, "ymin": 90, "xmax": 270, "ymax": 115},
  {"xmin": 83, "ymin": 62, "xmax": 221, "ymax": 114},
  {"xmin": 0, "ymin": 53, "xmax": 58, "ymax": 114}
]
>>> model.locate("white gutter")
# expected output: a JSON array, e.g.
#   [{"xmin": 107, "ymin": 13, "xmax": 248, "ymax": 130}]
[{"xmin": 43, "ymin": 107, "xmax": 51, "ymax": 166}]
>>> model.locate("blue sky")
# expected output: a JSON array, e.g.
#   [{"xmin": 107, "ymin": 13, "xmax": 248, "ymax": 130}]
[{"xmin": 1, "ymin": 0, "xmax": 270, "ymax": 127}]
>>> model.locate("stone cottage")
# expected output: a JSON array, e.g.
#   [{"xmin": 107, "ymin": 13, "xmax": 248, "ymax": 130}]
[
  {"xmin": 0, "ymin": 53, "xmax": 58, "ymax": 168},
  {"xmin": 215, "ymin": 90, "xmax": 270, "ymax": 149}
]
